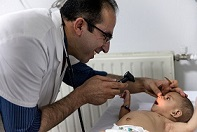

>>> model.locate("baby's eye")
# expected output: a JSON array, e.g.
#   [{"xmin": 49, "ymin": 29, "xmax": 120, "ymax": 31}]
[{"xmin": 166, "ymin": 97, "xmax": 170, "ymax": 100}]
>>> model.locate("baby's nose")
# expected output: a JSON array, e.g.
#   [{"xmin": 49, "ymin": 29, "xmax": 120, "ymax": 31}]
[{"xmin": 158, "ymin": 95, "xmax": 164, "ymax": 99}]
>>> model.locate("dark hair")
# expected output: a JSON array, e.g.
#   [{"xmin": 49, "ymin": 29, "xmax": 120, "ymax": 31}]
[
  {"xmin": 177, "ymin": 97, "xmax": 194, "ymax": 122},
  {"xmin": 60, "ymin": 0, "xmax": 118, "ymax": 26}
]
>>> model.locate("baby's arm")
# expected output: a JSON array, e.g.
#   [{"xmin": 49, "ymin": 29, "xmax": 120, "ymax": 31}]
[
  {"xmin": 119, "ymin": 90, "xmax": 131, "ymax": 119},
  {"xmin": 166, "ymin": 97, "xmax": 197, "ymax": 132}
]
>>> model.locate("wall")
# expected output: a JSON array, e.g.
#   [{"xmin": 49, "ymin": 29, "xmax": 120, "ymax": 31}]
[
  {"xmin": 112, "ymin": 0, "xmax": 197, "ymax": 91},
  {"xmin": 0, "ymin": 0, "xmax": 197, "ymax": 90}
]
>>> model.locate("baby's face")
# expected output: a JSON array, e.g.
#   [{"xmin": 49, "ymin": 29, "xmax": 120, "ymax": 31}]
[{"xmin": 151, "ymin": 92, "xmax": 182, "ymax": 115}]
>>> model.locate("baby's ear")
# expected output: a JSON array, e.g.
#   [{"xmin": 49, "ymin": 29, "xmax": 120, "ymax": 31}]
[{"xmin": 170, "ymin": 109, "xmax": 182, "ymax": 118}]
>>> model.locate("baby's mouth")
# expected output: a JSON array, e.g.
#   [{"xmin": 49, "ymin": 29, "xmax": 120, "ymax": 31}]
[{"xmin": 154, "ymin": 100, "xmax": 158, "ymax": 105}]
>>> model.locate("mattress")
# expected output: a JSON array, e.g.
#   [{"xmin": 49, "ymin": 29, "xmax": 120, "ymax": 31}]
[{"xmin": 90, "ymin": 91, "xmax": 197, "ymax": 132}]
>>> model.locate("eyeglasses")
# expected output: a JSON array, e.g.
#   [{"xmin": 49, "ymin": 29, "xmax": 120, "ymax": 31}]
[{"xmin": 84, "ymin": 19, "xmax": 112, "ymax": 43}]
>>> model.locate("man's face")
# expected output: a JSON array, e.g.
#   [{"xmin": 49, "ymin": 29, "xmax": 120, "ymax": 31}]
[
  {"xmin": 76, "ymin": 7, "xmax": 116, "ymax": 63},
  {"xmin": 151, "ymin": 92, "xmax": 182, "ymax": 115}
]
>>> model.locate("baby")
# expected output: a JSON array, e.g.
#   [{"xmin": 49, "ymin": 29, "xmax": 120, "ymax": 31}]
[{"xmin": 103, "ymin": 90, "xmax": 197, "ymax": 132}]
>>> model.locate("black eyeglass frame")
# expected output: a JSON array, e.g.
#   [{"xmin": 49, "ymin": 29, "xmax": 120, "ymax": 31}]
[{"xmin": 84, "ymin": 19, "xmax": 112, "ymax": 43}]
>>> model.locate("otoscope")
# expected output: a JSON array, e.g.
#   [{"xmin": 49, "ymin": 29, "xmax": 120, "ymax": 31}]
[{"xmin": 118, "ymin": 71, "xmax": 135, "ymax": 83}]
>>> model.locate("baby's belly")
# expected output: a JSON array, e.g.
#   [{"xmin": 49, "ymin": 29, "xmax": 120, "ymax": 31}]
[{"xmin": 116, "ymin": 111, "xmax": 166, "ymax": 132}]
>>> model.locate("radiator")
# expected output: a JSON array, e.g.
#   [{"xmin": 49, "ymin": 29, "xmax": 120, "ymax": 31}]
[{"xmin": 49, "ymin": 51, "xmax": 175, "ymax": 132}]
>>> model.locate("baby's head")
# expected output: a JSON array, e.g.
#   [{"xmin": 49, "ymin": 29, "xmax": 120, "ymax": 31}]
[{"xmin": 151, "ymin": 91, "xmax": 194, "ymax": 122}]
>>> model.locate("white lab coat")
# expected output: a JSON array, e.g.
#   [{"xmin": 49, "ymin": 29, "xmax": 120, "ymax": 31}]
[{"xmin": 0, "ymin": 8, "xmax": 77, "ymax": 108}]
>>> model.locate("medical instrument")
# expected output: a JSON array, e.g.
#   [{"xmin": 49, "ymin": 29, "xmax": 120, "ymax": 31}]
[
  {"xmin": 49, "ymin": 0, "xmax": 66, "ymax": 15},
  {"xmin": 150, "ymin": 77, "xmax": 172, "ymax": 96},
  {"xmin": 118, "ymin": 71, "xmax": 135, "ymax": 83},
  {"xmin": 65, "ymin": 55, "xmax": 86, "ymax": 132},
  {"xmin": 164, "ymin": 77, "xmax": 172, "ymax": 84},
  {"xmin": 144, "ymin": 77, "xmax": 172, "ymax": 97},
  {"xmin": 144, "ymin": 77, "xmax": 171, "ymax": 97},
  {"xmin": 61, "ymin": 17, "xmax": 85, "ymax": 132},
  {"xmin": 65, "ymin": 47, "xmax": 86, "ymax": 132},
  {"xmin": 112, "ymin": 71, "xmax": 135, "ymax": 90},
  {"xmin": 50, "ymin": 0, "xmax": 66, "ymax": 9}
]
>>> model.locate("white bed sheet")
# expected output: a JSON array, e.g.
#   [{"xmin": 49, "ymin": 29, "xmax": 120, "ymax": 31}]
[{"xmin": 90, "ymin": 91, "xmax": 197, "ymax": 132}]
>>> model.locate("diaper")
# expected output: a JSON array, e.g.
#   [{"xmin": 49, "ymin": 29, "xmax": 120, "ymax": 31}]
[{"xmin": 105, "ymin": 124, "xmax": 149, "ymax": 132}]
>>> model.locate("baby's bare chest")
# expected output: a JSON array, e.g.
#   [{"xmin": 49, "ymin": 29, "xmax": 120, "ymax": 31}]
[{"xmin": 117, "ymin": 111, "xmax": 168, "ymax": 132}]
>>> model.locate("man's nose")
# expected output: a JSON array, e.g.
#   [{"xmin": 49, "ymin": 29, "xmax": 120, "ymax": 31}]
[{"xmin": 101, "ymin": 42, "xmax": 110, "ymax": 53}]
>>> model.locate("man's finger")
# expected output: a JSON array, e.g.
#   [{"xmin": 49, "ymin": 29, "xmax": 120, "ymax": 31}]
[
  {"xmin": 170, "ymin": 80, "xmax": 178, "ymax": 87},
  {"xmin": 170, "ymin": 87, "xmax": 187, "ymax": 97},
  {"xmin": 149, "ymin": 83, "xmax": 162, "ymax": 97},
  {"xmin": 144, "ymin": 89, "xmax": 157, "ymax": 97},
  {"xmin": 95, "ymin": 75, "xmax": 117, "ymax": 82}
]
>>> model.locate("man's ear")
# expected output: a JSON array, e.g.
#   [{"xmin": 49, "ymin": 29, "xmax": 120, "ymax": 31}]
[
  {"xmin": 170, "ymin": 109, "xmax": 182, "ymax": 118},
  {"xmin": 73, "ymin": 18, "xmax": 84, "ymax": 35}
]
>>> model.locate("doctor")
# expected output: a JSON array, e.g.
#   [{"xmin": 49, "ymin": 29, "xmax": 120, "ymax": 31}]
[{"xmin": 0, "ymin": 0, "xmax": 186, "ymax": 131}]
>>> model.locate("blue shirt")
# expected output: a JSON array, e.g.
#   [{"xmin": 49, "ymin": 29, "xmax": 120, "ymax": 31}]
[{"xmin": 63, "ymin": 62, "xmax": 107, "ymax": 87}]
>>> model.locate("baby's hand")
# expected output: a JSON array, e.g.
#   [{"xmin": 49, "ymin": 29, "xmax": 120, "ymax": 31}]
[{"xmin": 120, "ymin": 90, "xmax": 131, "ymax": 105}]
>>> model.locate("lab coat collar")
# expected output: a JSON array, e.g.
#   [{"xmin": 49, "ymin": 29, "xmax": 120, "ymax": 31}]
[
  {"xmin": 50, "ymin": 9, "xmax": 65, "ymax": 62},
  {"xmin": 49, "ymin": 10, "xmax": 67, "ymax": 103}
]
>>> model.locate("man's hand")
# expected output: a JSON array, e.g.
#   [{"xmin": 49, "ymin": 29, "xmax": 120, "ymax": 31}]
[
  {"xmin": 77, "ymin": 75, "xmax": 128, "ymax": 105},
  {"xmin": 165, "ymin": 122, "xmax": 190, "ymax": 132},
  {"xmin": 143, "ymin": 78, "xmax": 187, "ymax": 97}
]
